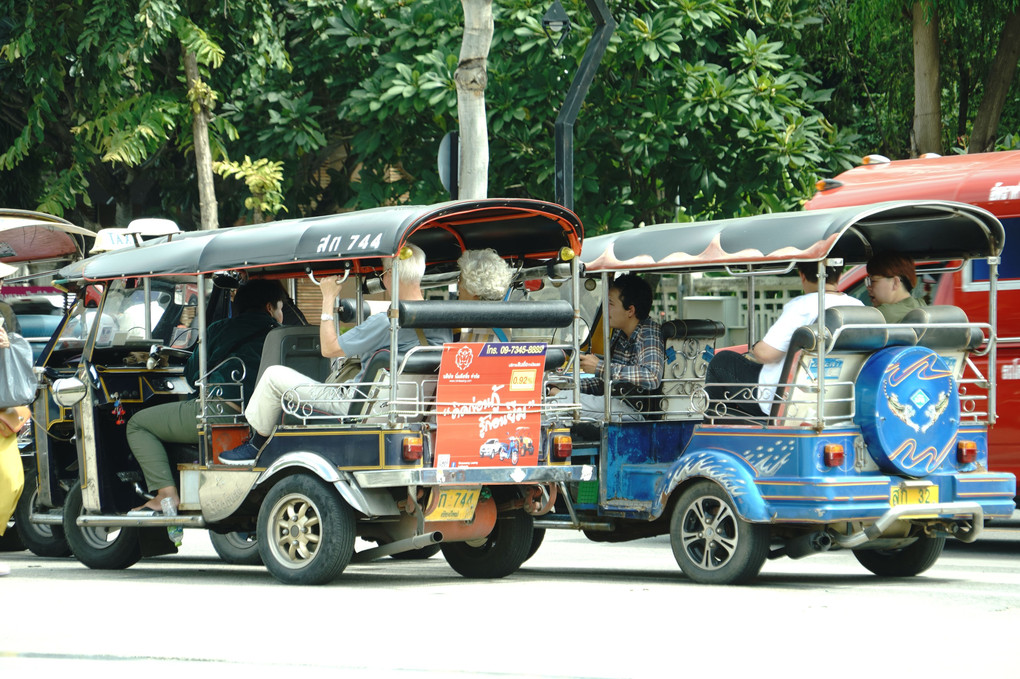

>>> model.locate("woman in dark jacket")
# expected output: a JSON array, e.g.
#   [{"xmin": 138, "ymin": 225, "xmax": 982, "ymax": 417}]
[{"xmin": 126, "ymin": 279, "xmax": 285, "ymax": 514}]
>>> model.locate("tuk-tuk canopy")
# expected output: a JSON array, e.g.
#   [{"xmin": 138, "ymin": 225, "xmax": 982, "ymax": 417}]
[
  {"xmin": 0, "ymin": 209, "xmax": 95, "ymax": 264},
  {"xmin": 61, "ymin": 199, "xmax": 583, "ymax": 282},
  {"xmin": 581, "ymin": 201, "xmax": 1004, "ymax": 274}
]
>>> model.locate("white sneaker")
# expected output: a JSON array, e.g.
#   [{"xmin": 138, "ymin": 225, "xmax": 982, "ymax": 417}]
[{"xmin": 0, "ymin": 563, "xmax": 10, "ymax": 577}]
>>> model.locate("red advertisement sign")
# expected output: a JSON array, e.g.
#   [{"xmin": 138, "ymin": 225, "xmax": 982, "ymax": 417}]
[{"xmin": 435, "ymin": 342, "xmax": 546, "ymax": 468}]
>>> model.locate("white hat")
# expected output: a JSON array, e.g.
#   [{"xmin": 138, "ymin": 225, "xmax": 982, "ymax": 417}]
[{"xmin": 0, "ymin": 262, "xmax": 16, "ymax": 279}]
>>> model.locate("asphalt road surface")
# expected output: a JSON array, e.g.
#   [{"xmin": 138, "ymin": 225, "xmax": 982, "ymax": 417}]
[{"xmin": 1, "ymin": 515, "xmax": 1018, "ymax": 678}]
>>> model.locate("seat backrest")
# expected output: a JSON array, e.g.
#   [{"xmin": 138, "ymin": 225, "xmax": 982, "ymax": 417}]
[
  {"xmin": 256, "ymin": 325, "xmax": 329, "ymax": 383},
  {"xmin": 900, "ymin": 305, "xmax": 979, "ymax": 379},
  {"xmin": 660, "ymin": 318, "xmax": 725, "ymax": 418},
  {"xmin": 347, "ymin": 348, "xmax": 442, "ymax": 421},
  {"xmin": 771, "ymin": 305, "xmax": 913, "ymax": 423}
]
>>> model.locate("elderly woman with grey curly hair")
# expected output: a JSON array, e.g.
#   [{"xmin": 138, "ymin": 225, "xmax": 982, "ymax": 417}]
[
  {"xmin": 457, "ymin": 249, "xmax": 513, "ymax": 342},
  {"xmin": 457, "ymin": 248, "xmax": 513, "ymax": 302}
]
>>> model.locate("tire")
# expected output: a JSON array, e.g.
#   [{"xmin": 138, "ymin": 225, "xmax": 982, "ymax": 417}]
[
  {"xmin": 524, "ymin": 527, "xmax": 545, "ymax": 562},
  {"xmin": 441, "ymin": 509, "xmax": 534, "ymax": 579},
  {"xmin": 853, "ymin": 536, "xmax": 946, "ymax": 577},
  {"xmin": 210, "ymin": 531, "xmax": 262, "ymax": 566},
  {"xmin": 13, "ymin": 470, "xmax": 70, "ymax": 558},
  {"xmin": 62, "ymin": 484, "xmax": 141, "ymax": 570},
  {"xmin": 389, "ymin": 543, "xmax": 442, "ymax": 560},
  {"xmin": 510, "ymin": 448, "xmax": 519, "ymax": 465},
  {"xmin": 257, "ymin": 474, "xmax": 355, "ymax": 585},
  {"xmin": 669, "ymin": 480, "xmax": 769, "ymax": 585}
]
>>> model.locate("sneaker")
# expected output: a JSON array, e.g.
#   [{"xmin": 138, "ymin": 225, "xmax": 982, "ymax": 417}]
[
  {"xmin": 0, "ymin": 563, "xmax": 10, "ymax": 577},
  {"xmin": 218, "ymin": 441, "xmax": 260, "ymax": 465}
]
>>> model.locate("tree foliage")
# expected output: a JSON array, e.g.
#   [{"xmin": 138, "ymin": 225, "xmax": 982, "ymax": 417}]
[
  {"xmin": 17, "ymin": 0, "xmax": 1000, "ymax": 237},
  {"xmin": 806, "ymin": 0, "xmax": 1020, "ymax": 159}
]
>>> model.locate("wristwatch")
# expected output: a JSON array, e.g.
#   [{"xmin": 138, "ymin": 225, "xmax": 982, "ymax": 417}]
[{"xmin": 320, "ymin": 313, "xmax": 333, "ymax": 322}]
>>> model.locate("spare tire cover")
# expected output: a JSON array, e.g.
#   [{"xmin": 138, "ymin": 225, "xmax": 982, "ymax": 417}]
[{"xmin": 854, "ymin": 345, "xmax": 959, "ymax": 477}]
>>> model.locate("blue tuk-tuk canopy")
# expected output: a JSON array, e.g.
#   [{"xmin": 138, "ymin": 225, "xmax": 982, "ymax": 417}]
[
  {"xmin": 61, "ymin": 199, "xmax": 583, "ymax": 282},
  {"xmin": 581, "ymin": 201, "xmax": 1004, "ymax": 274}
]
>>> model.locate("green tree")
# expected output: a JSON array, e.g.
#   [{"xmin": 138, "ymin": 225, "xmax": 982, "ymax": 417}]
[
  {"xmin": 0, "ymin": 0, "xmax": 334, "ymax": 227},
  {"xmin": 807, "ymin": 0, "xmax": 1020, "ymax": 158},
  {"xmin": 339, "ymin": 0, "xmax": 857, "ymax": 232}
]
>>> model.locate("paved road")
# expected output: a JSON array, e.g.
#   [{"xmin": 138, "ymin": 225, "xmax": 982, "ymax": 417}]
[{"xmin": 1, "ymin": 518, "xmax": 1018, "ymax": 678}]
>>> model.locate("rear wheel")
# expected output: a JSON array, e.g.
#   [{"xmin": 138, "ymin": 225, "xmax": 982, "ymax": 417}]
[
  {"xmin": 853, "ymin": 536, "xmax": 946, "ymax": 577},
  {"xmin": 257, "ymin": 474, "xmax": 355, "ymax": 585},
  {"xmin": 13, "ymin": 470, "xmax": 70, "ymax": 557},
  {"xmin": 62, "ymin": 484, "xmax": 141, "ymax": 570},
  {"xmin": 669, "ymin": 481, "xmax": 768, "ymax": 585},
  {"xmin": 524, "ymin": 527, "xmax": 545, "ymax": 562},
  {"xmin": 210, "ymin": 531, "xmax": 262, "ymax": 566},
  {"xmin": 441, "ymin": 509, "xmax": 533, "ymax": 578}
]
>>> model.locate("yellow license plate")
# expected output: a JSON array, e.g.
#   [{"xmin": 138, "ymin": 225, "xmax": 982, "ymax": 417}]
[
  {"xmin": 425, "ymin": 488, "xmax": 480, "ymax": 522},
  {"xmin": 890, "ymin": 484, "xmax": 939, "ymax": 507}
]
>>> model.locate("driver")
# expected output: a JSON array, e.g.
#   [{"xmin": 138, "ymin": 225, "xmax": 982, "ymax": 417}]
[{"xmin": 126, "ymin": 279, "xmax": 286, "ymax": 514}]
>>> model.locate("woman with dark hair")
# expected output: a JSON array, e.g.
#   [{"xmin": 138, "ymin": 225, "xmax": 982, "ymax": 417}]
[
  {"xmin": 866, "ymin": 252, "xmax": 924, "ymax": 322},
  {"xmin": 127, "ymin": 278, "xmax": 287, "ymax": 513}
]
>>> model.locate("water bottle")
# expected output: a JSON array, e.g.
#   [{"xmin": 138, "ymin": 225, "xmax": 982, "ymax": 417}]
[{"xmin": 161, "ymin": 497, "xmax": 184, "ymax": 547}]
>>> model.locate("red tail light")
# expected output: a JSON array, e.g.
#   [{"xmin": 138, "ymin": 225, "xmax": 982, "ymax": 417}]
[
  {"xmin": 552, "ymin": 435, "xmax": 572, "ymax": 460},
  {"xmin": 957, "ymin": 440, "xmax": 977, "ymax": 464},
  {"xmin": 823, "ymin": 444, "xmax": 845, "ymax": 468},
  {"xmin": 402, "ymin": 436, "xmax": 423, "ymax": 461}
]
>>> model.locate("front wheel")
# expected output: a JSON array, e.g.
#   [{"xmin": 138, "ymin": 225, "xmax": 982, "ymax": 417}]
[
  {"xmin": 257, "ymin": 474, "xmax": 355, "ymax": 585},
  {"xmin": 853, "ymin": 536, "xmax": 946, "ymax": 577},
  {"xmin": 441, "ymin": 509, "xmax": 533, "ymax": 579},
  {"xmin": 14, "ymin": 470, "xmax": 70, "ymax": 557},
  {"xmin": 669, "ymin": 481, "xmax": 769, "ymax": 585},
  {"xmin": 62, "ymin": 484, "xmax": 141, "ymax": 570},
  {"xmin": 210, "ymin": 531, "xmax": 262, "ymax": 566}
]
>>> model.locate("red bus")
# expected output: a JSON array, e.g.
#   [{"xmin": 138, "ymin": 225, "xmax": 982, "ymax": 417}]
[{"xmin": 807, "ymin": 150, "xmax": 1020, "ymax": 484}]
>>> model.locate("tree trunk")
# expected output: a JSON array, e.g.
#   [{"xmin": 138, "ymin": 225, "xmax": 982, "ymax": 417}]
[
  {"xmin": 911, "ymin": 1, "xmax": 942, "ymax": 156},
  {"xmin": 183, "ymin": 49, "xmax": 219, "ymax": 230},
  {"xmin": 454, "ymin": 0, "xmax": 493, "ymax": 200},
  {"xmin": 969, "ymin": 9, "xmax": 1020, "ymax": 154}
]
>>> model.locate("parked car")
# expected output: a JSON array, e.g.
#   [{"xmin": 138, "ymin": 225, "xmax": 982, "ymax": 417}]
[
  {"xmin": 31, "ymin": 198, "xmax": 594, "ymax": 585},
  {"xmin": 535, "ymin": 200, "xmax": 1016, "ymax": 584},
  {"xmin": 479, "ymin": 438, "xmax": 505, "ymax": 458}
]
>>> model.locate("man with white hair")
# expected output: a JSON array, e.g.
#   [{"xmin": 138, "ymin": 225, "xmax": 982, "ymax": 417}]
[{"xmin": 219, "ymin": 243, "xmax": 450, "ymax": 465}]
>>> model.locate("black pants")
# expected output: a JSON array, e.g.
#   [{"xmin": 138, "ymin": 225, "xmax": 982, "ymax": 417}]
[{"xmin": 704, "ymin": 350, "xmax": 766, "ymax": 418}]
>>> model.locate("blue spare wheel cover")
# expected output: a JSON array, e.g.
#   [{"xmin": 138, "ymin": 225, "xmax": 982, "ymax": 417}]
[{"xmin": 854, "ymin": 345, "xmax": 959, "ymax": 478}]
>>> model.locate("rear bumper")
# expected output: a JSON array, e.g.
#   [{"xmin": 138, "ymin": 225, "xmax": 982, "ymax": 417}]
[{"xmin": 353, "ymin": 464, "xmax": 595, "ymax": 488}]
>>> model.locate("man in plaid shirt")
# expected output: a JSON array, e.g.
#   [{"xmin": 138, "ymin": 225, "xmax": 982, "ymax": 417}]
[{"xmin": 551, "ymin": 274, "xmax": 665, "ymax": 420}]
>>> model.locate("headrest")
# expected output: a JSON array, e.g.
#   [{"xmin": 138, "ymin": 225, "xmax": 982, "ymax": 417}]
[
  {"xmin": 900, "ymin": 305, "xmax": 981, "ymax": 351},
  {"xmin": 662, "ymin": 318, "xmax": 726, "ymax": 341}
]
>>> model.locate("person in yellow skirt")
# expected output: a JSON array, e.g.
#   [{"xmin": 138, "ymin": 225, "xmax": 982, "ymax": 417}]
[{"xmin": 0, "ymin": 260, "xmax": 30, "ymax": 576}]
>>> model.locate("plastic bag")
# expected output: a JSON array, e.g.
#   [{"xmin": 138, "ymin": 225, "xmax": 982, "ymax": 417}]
[{"xmin": 0, "ymin": 333, "xmax": 38, "ymax": 408}]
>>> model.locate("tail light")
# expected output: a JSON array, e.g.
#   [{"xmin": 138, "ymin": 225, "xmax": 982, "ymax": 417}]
[
  {"xmin": 957, "ymin": 440, "xmax": 977, "ymax": 465},
  {"xmin": 823, "ymin": 444, "xmax": 845, "ymax": 468},
  {"xmin": 402, "ymin": 436, "xmax": 423, "ymax": 462},
  {"xmin": 551, "ymin": 435, "xmax": 572, "ymax": 460}
]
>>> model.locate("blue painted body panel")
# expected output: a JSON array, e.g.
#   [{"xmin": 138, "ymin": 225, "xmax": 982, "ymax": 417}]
[{"xmin": 561, "ymin": 422, "xmax": 1016, "ymax": 526}]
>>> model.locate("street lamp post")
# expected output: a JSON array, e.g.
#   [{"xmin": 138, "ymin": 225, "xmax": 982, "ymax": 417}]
[{"xmin": 546, "ymin": 0, "xmax": 616, "ymax": 212}]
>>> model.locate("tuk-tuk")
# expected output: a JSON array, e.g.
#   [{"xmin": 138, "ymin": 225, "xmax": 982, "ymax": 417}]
[
  {"xmin": 31, "ymin": 199, "xmax": 594, "ymax": 585},
  {"xmin": 537, "ymin": 200, "xmax": 1016, "ymax": 584},
  {"xmin": 0, "ymin": 209, "xmax": 95, "ymax": 556}
]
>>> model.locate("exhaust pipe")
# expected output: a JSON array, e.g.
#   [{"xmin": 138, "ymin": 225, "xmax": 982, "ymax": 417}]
[
  {"xmin": 352, "ymin": 531, "xmax": 443, "ymax": 563},
  {"xmin": 771, "ymin": 531, "xmax": 833, "ymax": 560}
]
